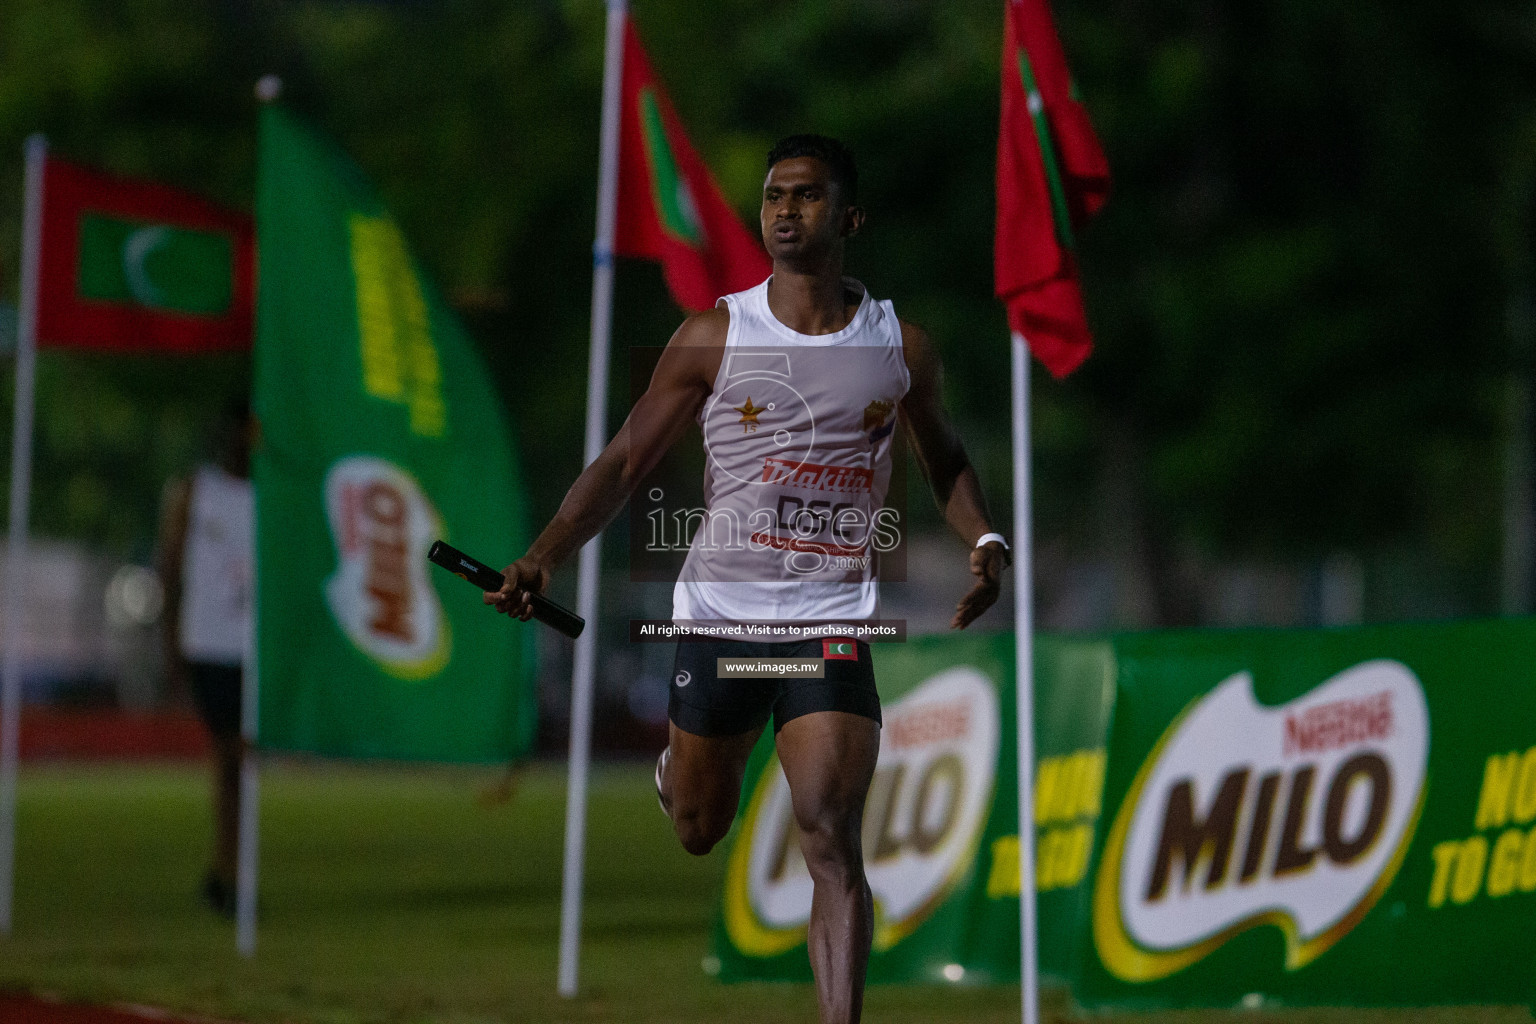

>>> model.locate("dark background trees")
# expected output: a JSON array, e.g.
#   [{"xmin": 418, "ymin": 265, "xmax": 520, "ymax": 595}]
[{"xmin": 3, "ymin": 0, "xmax": 1534, "ymax": 628}]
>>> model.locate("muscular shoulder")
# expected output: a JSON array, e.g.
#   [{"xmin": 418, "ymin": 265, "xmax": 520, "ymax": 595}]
[
  {"xmin": 654, "ymin": 306, "xmax": 729, "ymax": 395},
  {"xmin": 898, "ymin": 318, "xmax": 939, "ymax": 379},
  {"xmin": 671, "ymin": 305, "xmax": 730, "ymax": 347}
]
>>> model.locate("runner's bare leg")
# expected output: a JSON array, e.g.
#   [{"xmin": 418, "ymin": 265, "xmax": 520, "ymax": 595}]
[
  {"xmin": 775, "ymin": 710, "xmax": 881, "ymax": 1024},
  {"xmin": 662, "ymin": 720, "xmax": 764, "ymax": 855}
]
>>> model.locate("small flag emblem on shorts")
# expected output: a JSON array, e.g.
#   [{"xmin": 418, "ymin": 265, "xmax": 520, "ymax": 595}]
[{"xmin": 823, "ymin": 639, "xmax": 858, "ymax": 660}]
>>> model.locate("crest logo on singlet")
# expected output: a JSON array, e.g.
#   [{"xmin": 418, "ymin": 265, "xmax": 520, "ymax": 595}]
[
  {"xmin": 734, "ymin": 396, "xmax": 767, "ymax": 433},
  {"xmin": 704, "ymin": 351, "xmax": 816, "ymax": 486},
  {"xmin": 724, "ymin": 667, "xmax": 999, "ymax": 957},
  {"xmin": 863, "ymin": 399, "xmax": 896, "ymax": 443},
  {"xmin": 323, "ymin": 456, "xmax": 450, "ymax": 679}
]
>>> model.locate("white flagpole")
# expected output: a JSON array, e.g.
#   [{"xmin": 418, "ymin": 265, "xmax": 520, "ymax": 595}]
[
  {"xmin": 1011, "ymin": 332, "xmax": 1038, "ymax": 1024},
  {"xmin": 0, "ymin": 134, "xmax": 46, "ymax": 936},
  {"xmin": 234, "ymin": 75, "xmax": 282, "ymax": 960},
  {"xmin": 558, "ymin": 0, "xmax": 626, "ymax": 997}
]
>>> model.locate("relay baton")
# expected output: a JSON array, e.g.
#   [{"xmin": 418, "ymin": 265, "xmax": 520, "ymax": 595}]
[{"xmin": 426, "ymin": 539, "xmax": 585, "ymax": 639}]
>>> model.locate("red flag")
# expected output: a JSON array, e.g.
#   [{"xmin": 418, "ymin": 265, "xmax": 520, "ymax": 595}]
[
  {"xmin": 994, "ymin": 0, "xmax": 1109, "ymax": 378},
  {"xmin": 614, "ymin": 21, "xmax": 770, "ymax": 312},
  {"xmin": 36, "ymin": 157, "xmax": 254, "ymax": 353}
]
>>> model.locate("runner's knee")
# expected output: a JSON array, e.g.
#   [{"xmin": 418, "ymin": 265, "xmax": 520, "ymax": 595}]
[
  {"xmin": 670, "ymin": 786, "xmax": 738, "ymax": 856},
  {"xmin": 794, "ymin": 812, "xmax": 864, "ymax": 886},
  {"xmin": 673, "ymin": 804, "xmax": 733, "ymax": 856}
]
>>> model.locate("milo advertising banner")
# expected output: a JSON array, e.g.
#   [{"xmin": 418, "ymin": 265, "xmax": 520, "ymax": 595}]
[
  {"xmin": 252, "ymin": 106, "xmax": 535, "ymax": 762},
  {"xmin": 1080, "ymin": 619, "xmax": 1536, "ymax": 1009},
  {"xmin": 716, "ymin": 619, "xmax": 1536, "ymax": 1009},
  {"xmin": 711, "ymin": 631, "xmax": 1116, "ymax": 985}
]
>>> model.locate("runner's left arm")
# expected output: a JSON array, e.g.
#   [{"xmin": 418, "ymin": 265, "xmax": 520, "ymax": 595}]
[
  {"xmin": 897, "ymin": 320, "xmax": 1009, "ymax": 629},
  {"xmin": 486, "ymin": 309, "xmax": 726, "ymax": 619}
]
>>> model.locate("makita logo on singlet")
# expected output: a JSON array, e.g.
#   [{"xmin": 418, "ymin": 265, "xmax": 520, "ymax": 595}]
[
  {"xmin": 760, "ymin": 456, "xmax": 873, "ymax": 493},
  {"xmin": 752, "ymin": 457, "xmax": 881, "ymax": 570}
]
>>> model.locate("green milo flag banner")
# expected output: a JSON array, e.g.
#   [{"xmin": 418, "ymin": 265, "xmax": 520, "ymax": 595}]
[
  {"xmin": 716, "ymin": 621, "xmax": 1536, "ymax": 1008},
  {"xmin": 252, "ymin": 105, "xmax": 534, "ymax": 762}
]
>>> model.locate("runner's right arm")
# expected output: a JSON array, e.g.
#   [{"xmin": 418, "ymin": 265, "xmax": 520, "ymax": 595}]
[{"xmin": 486, "ymin": 308, "xmax": 727, "ymax": 619}]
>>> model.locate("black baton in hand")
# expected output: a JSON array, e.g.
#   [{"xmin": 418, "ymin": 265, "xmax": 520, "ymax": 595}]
[{"xmin": 427, "ymin": 539, "xmax": 585, "ymax": 639}]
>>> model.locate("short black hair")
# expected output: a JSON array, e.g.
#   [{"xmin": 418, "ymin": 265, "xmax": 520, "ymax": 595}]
[{"xmin": 766, "ymin": 134, "xmax": 858, "ymax": 205}]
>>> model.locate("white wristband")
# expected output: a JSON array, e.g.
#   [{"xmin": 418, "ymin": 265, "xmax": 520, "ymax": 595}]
[{"xmin": 975, "ymin": 532, "xmax": 1009, "ymax": 551}]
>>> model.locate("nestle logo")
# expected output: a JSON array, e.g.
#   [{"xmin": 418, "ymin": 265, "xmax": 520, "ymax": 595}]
[
  {"xmin": 1283, "ymin": 691, "xmax": 1393, "ymax": 756},
  {"xmin": 885, "ymin": 698, "xmax": 972, "ymax": 751},
  {"xmin": 761, "ymin": 456, "xmax": 872, "ymax": 493}
]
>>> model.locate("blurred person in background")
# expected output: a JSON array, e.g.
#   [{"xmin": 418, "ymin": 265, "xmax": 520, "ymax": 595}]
[
  {"xmin": 156, "ymin": 397, "xmax": 255, "ymax": 917},
  {"xmin": 488, "ymin": 135, "xmax": 1008, "ymax": 1024}
]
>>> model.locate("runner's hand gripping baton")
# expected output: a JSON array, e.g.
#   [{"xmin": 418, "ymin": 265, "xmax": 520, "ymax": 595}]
[{"xmin": 427, "ymin": 539, "xmax": 585, "ymax": 639}]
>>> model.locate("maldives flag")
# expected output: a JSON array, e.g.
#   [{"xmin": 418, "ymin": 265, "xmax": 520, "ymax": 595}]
[
  {"xmin": 614, "ymin": 20, "xmax": 769, "ymax": 312},
  {"xmin": 823, "ymin": 639, "xmax": 859, "ymax": 661},
  {"xmin": 994, "ymin": 0, "xmax": 1109, "ymax": 378},
  {"xmin": 35, "ymin": 157, "xmax": 255, "ymax": 353}
]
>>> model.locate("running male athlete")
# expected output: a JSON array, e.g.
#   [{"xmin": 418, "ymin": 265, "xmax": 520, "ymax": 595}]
[{"xmin": 487, "ymin": 135, "xmax": 1008, "ymax": 1024}]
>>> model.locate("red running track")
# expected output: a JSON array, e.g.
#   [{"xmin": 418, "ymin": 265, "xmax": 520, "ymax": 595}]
[
  {"xmin": 17, "ymin": 710, "xmax": 210, "ymax": 761},
  {"xmin": 0, "ymin": 994, "xmax": 232, "ymax": 1023}
]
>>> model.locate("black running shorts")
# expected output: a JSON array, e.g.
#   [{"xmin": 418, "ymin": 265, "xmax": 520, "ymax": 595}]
[{"xmin": 667, "ymin": 637, "xmax": 881, "ymax": 738}]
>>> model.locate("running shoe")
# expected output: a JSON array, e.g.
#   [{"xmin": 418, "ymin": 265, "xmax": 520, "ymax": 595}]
[{"xmin": 655, "ymin": 746, "xmax": 671, "ymax": 817}]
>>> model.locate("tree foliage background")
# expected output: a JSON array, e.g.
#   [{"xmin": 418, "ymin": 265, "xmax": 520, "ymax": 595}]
[{"xmin": 3, "ymin": 0, "xmax": 1535, "ymax": 627}]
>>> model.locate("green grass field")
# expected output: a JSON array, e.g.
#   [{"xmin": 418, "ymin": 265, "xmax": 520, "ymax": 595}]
[{"xmin": 0, "ymin": 760, "xmax": 1528, "ymax": 1024}]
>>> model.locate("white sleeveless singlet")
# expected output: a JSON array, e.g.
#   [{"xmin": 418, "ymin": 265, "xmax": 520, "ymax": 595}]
[
  {"xmin": 179, "ymin": 464, "xmax": 254, "ymax": 665},
  {"xmin": 672, "ymin": 277, "xmax": 911, "ymax": 626}
]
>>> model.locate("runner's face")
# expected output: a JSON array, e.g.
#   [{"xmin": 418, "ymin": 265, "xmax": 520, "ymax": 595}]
[{"xmin": 761, "ymin": 157, "xmax": 852, "ymax": 262}]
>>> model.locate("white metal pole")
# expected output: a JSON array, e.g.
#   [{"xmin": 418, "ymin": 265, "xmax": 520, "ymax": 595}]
[
  {"xmin": 0, "ymin": 134, "xmax": 46, "ymax": 936},
  {"xmin": 237, "ymin": 73, "xmax": 283, "ymax": 961},
  {"xmin": 1011, "ymin": 332, "xmax": 1038, "ymax": 1024},
  {"xmin": 558, "ymin": 0, "xmax": 626, "ymax": 998},
  {"xmin": 235, "ymin": 534, "xmax": 259, "ymax": 956}
]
